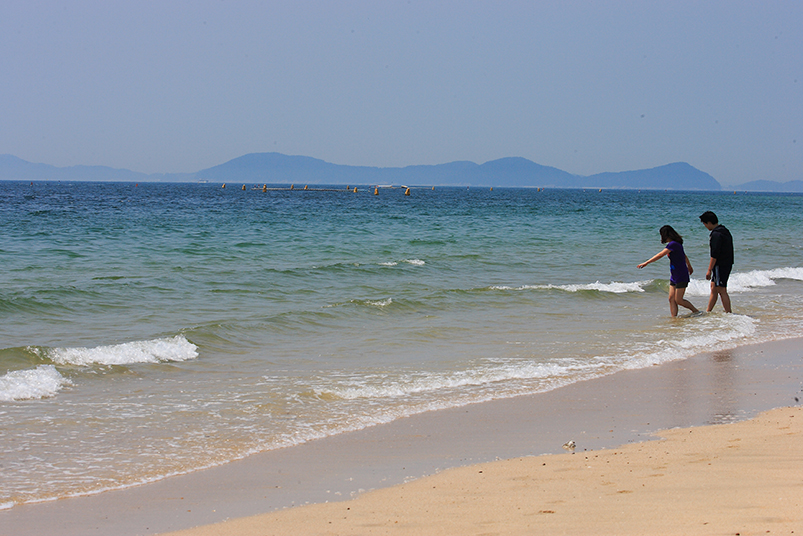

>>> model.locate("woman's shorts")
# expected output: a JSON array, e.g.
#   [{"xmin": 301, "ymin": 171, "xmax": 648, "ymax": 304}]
[{"xmin": 670, "ymin": 281, "xmax": 689, "ymax": 288}]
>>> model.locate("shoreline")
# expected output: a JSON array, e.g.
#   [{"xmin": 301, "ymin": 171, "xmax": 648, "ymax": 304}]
[
  {"xmin": 2, "ymin": 337, "xmax": 802, "ymax": 535},
  {"xmin": 164, "ymin": 406, "xmax": 803, "ymax": 536}
]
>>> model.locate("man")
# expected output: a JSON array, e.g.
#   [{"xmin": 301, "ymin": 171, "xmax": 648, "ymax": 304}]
[{"xmin": 699, "ymin": 211, "xmax": 733, "ymax": 313}]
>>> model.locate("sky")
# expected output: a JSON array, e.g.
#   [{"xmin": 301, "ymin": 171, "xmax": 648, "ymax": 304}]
[{"xmin": 1, "ymin": 1, "xmax": 801, "ymax": 185}]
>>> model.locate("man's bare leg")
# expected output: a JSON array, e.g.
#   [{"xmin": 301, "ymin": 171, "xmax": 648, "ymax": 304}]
[
  {"xmin": 718, "ymin": 287, "xmax": 732, "ymax": 313},
  {"xmin": 707, "ymin": 283, "xmax": 732, "ymax": 313},
  {"xmin": 707, "ymin": 281, "xmax": 718, "ymax": 312}
]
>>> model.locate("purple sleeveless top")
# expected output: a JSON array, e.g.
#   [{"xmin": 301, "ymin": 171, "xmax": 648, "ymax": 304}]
[{"xmin": 666, "ymin": 241, "xmax": 689, "ymax": 284}]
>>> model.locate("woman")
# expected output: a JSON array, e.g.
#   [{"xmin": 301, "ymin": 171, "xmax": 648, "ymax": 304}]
[{"xmin": 637, "ymin": 225, "xmax": 700, "ymax": 317}]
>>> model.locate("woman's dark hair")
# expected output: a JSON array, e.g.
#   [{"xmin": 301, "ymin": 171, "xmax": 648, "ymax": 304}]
[{"xmin": 659, "ymin": 225, "xmax": 683, "ymax": 244}]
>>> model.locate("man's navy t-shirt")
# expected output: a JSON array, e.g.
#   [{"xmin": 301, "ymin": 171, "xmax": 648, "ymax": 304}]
[{"xmin": 709, "ymin": 225, "xmax": 734, "ymax": 267}]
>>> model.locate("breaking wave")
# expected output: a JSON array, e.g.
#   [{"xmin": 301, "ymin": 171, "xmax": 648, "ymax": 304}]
[
  {"xmin": 0, "ymin": 365, "xmax": 70, "ymax": 402},
  {"xmin": 31, "ymin": 335, "xmax": 198, "ymax": 367}
]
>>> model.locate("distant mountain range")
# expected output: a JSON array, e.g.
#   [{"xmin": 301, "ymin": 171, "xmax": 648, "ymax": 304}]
[
  {"xmin": 727, "ymin": 179, "xmax": 803, "ymax": 193},
  {"xmin": 1, "ymin": 152, "xmax": 800, "ymax": 191}
]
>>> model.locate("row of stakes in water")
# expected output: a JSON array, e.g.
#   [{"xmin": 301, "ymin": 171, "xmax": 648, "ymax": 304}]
[
  {"xmin": 216, "ymin": 185, "xmax": 544, "ymax": 195},
  {"xmin": 221, "ymin": 183, "xmax": 416, "ymax": 195}
]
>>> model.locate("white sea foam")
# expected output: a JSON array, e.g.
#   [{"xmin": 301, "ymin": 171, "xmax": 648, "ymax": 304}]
[
  {"xmin": 672, "ymin": 314, "xmax": 757, "ymax": 349},
  {"xmin": 319, "ymin": 312, "xmax": 761, "ymax": 403},
  {"xmin": 366, "ymin": 298, "xmax": 393, "ymax": 307},
  {"xmin": 492, "ymin": 281, "xmax": 648, "ymax": 293},
  {"xmin": 0, "ymin": 365, "xmax": 70, "ymax": 401},
  {"xmin": 686, "ymin": 267, "xmax": 803, "ymax": 296},
  {"xmin": 318, "ymin": 360, "xmax": 603, "ymax": 400},
  {"xmin": 378, "ymin": 259, "xmax": 424, "ymax": 267},
  {"xmin": 494, "ymin": 267, "xmax": 803, "ymax": 297},
  {"xmin": 624, "ymin": 314, "xmax": 758, "ymax": 369},
  {"xmin": 37, "ymin": 335, "xmax": 198, "ymax": 366},
  {"xmin": 685, "ymin": 278, "xmax": 712, "ymax": 296},
  {"xmin": 550, "ymin": 281, "xmax": 647, "ymax": 293},
  {"xmin": 729, "ymin": 267, "xmax": 803, "ymax": 290}
]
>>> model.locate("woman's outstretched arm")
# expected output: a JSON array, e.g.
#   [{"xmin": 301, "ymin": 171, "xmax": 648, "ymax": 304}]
[{"xmin": 637, "ymin": 248, "xmax": 670, "ymax": 269}]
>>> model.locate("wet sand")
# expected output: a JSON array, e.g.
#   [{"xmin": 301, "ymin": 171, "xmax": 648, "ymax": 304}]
[
  {"xmin": 2, "ymin": 338, "xmax": 802, "ymax": 535},
  {"xmin": 162, "ymin": 406, "xmax": 803, "ymax": 536}
]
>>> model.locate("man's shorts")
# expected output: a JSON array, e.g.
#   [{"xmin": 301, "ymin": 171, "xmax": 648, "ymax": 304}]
[
  {"xmin": 670, "ymin": 281, "xmax": 688, "ymax": 288},
  {"xmin": 712, "ymin": 264, "xmax": 732, "ymax": 288}
]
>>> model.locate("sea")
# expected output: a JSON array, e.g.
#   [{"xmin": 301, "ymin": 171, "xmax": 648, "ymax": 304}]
[{"xmin": 1, "ymin": 180, "xmax": 802, "ymax": 510}]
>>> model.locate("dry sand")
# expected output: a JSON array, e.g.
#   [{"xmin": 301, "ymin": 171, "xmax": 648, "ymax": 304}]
[{"xmin": 162, "ymin": 406, "xmax": 803, "ymax": 536}]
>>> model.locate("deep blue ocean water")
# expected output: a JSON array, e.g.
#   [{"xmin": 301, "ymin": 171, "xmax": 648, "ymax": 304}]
[{"xmin": 1, "ymin": 180, "xmax": 802, "ymax": 507}]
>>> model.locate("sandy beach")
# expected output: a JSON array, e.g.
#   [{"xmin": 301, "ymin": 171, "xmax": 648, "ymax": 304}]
[
  {"xmin": 163, "ymin": 405, "xmax": 803, "ymax": 536},
  {"xmin": 3, "ymin": 338, "xmax": 802, "ymax": 535}
]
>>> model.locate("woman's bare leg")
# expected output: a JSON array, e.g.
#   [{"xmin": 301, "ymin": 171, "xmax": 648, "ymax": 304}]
[
  {"xmin": 668, "ymin": 286, "xmax": 679, "ymax": 317},
  {"xmin": 675, "ymin": 287, "xmax": 699, "ymax": 313}
]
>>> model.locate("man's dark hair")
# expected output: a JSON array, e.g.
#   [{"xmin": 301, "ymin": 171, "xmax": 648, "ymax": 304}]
[{"xmin": 699, "ymin": 211, "xmax": 718, "ymax": 225}]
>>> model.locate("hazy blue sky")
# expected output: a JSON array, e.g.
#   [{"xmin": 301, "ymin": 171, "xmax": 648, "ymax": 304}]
[{"xmin": 2, "ymin": 1, "xmax": 801, "ymax": 185}]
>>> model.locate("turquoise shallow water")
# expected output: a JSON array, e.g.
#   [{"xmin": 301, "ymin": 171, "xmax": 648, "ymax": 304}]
[{"xmin": 1, "ymin": 181, "xmax": 802, "ymax": 507}]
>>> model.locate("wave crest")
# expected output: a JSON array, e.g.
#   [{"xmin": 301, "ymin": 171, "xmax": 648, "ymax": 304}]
[
  {"xmin": 0, "ymin": 365, "xmax": 70, "ymax": 401},
  {"xmin": 317, "ymin": 360, "xmax": 603, "ymax": 401},
  {"xmin": 492, "ymin": 281, "xmax": 648, "ymax": 294},
  {"xmin": 493, "ymin": 267, "xmax": 803, "ymax": 297},
  {"xmin": 686, "ymin": 266, "xmax": 803, "ymax": 296},
  {"xmin": 33, "ymin": 335, "xmax": 198, "ymax": 366}
]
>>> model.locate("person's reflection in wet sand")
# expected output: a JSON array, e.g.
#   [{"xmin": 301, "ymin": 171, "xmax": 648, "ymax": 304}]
[
  {"xmin": 668, "ymin": 349, "xmax": 739, "ymax": 427},
  {"xmin": 708, "ymin": 349, "xmax": 738, "ymax": 425}
]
